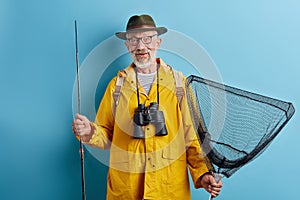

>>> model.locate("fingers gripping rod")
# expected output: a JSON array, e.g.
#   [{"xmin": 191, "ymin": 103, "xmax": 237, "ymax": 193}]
[
  {"xmin": 74, "ymin": 20, "xmax": 86, "ymax": 200},
  {"xmin": 208, "ymin": 173, "xmax": 222, "ymax": 200}
]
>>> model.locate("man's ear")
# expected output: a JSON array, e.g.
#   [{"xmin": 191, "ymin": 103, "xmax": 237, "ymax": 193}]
[
  {"xmin": 125, "ymin": 41, "xmax": 130, "ymax": 50},
  {"xmin": 156, "ymin": 38, "xmax": 162, "ymax": 49}
]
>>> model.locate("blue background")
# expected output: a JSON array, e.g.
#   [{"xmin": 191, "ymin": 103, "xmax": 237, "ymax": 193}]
[{"xmin": 1, "ymin": 0, "xmax": 299, "ymax": 200}]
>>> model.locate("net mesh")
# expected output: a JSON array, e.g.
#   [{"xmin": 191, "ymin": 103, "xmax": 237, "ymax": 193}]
[{"xmin": 186, "ymin": 75, "xmax": 295, "ymax": 178}]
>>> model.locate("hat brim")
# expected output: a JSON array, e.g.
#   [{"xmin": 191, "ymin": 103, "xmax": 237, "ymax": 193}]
[{"xmin": 115, "ymin": 27, "xmax": 168, "ymax": 40}]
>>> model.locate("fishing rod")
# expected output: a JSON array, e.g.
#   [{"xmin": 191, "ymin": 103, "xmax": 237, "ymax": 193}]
[{"xmin": 74, "ymin": 20, "xmax": 86, "ymax": 200}]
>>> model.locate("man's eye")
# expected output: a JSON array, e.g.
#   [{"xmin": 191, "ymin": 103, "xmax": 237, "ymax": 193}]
[{"xmin": 143, "ymin": 37, "xmax": 151, "ymax": 42}]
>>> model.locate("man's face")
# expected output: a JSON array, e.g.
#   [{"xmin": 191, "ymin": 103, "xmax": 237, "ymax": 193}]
[{"xmin": 125, "ymin": 30, "xmax": 161, "ymax": 69}]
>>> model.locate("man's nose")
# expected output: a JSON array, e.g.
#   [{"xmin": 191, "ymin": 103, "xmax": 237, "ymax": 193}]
[{"xmin": 136, "ymin": 39, "xmax": 146, "ymax": 49}]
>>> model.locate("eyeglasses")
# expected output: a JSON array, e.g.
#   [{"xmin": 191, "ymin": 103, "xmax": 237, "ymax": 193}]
[{"xmin": 127, "ymin": 34, "xmax": 157, "ymax": 46}]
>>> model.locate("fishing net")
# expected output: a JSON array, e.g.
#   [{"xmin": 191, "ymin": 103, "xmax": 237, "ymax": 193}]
[{"xmin": 186, "ymin": 75, "xmax": 295, "ymax": 178}]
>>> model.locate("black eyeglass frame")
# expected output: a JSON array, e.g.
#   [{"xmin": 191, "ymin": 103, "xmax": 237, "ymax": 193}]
[{"xmin": 126, "ymin": 34, "xmax": 158, "ymax": 46}]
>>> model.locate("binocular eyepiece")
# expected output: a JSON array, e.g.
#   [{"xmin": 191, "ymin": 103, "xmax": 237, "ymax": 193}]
[{"xmin": 133, "ymin": 102, "xmax": 168, "ymax": 139}]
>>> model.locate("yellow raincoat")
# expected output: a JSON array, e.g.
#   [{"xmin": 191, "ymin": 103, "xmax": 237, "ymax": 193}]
[{"xmin": 86, "ymin": 59, "xmax": 209, "ymax": 200}]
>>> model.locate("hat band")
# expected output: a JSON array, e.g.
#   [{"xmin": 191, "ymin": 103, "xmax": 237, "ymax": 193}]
[{"xmin": 127, "ymin": 25, "xmax": 156, "ymax": 31}]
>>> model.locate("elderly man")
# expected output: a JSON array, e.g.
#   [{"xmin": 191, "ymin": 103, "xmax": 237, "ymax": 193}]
[{"xmin": 73, "ymin": 14, "xmax": 222, "ymax": 200}]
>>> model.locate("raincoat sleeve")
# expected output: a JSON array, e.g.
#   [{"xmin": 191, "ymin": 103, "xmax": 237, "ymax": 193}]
[
  {"xmin": 83, "ymin": 77, "xmax": 117, "ymax": 149},
  {"xmin": 180, "ymin": 76, "xmax": 210, "ymax": 189}
]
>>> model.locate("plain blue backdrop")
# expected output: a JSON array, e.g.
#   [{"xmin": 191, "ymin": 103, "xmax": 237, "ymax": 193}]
[{"xmin": 1, "ymin": 0, "xmax": 299, "ymax": 200}]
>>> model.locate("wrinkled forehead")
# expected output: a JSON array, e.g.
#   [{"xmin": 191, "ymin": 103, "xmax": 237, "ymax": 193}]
[{"xmin": 126, "ymin": 30, "xmax": 158, "ymax": 39}]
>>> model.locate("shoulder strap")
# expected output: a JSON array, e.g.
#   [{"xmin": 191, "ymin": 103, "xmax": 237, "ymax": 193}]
[
  {"xmin": 172, "ymin": 69, "xmax": 184, "ymax": 106},
  {"xmin": 113, "ymin": 74, "xmax": 125, "ymax": 108}
]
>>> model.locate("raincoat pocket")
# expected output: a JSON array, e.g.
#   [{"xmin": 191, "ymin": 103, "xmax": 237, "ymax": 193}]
[
  {"xmin": 162, "ymin": 146, "xmax": 186, "ymax": 161},
  {"xmin": 110, "ymin": 150, "xmax": 129, "ymax": 172},
  {"xmin": 161, "ymin": 148, "xmax": 187, "ymax": 184}
]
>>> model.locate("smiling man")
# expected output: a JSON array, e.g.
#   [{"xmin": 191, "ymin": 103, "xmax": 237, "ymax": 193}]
[
  {"xmin": 72, "ymin": 14, "xmax": 222, "ymax": 200},
  {"xmin": 126, "ymin": 31, "xmax": 159, "ymax": 72}
]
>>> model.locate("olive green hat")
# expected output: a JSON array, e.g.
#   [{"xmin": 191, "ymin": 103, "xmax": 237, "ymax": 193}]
[{"xmin": 115, "ymin": 14, "xmax": 168, "ymax": 40}]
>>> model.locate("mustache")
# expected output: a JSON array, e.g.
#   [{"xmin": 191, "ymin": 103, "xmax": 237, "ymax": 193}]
[{"xmin": 130, "ymin": 48, "xmax": 155, "ymax": 54}]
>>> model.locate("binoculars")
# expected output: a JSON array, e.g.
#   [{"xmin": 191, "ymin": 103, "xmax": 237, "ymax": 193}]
[{"xmin": 133, "ymin": 102, "xmax": 168, "ymax": 139}]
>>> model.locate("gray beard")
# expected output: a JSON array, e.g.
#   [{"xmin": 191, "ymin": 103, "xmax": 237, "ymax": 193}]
[
  {"xmin": 134, "ymin": 60, "xmax": 152, "ymax": 69},
  {"xmin": 132, "ymin": 51, "xmax": 156, "ymax": 69}
]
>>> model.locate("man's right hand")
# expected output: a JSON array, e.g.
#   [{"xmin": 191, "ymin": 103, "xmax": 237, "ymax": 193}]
[{"xmin": 72, "ymin": 114, "xmax": 93, "ymax": 142}]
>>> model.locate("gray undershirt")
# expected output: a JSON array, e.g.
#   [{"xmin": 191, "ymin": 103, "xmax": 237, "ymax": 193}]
[{"xmin": 137, "ymin": 72, "xmax": 157, "ymax": 94}]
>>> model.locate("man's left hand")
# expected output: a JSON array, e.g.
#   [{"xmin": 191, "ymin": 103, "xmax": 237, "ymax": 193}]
[{"xmin": 199, "ymin": 172, "xmax": 222, "ymax": 198}]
